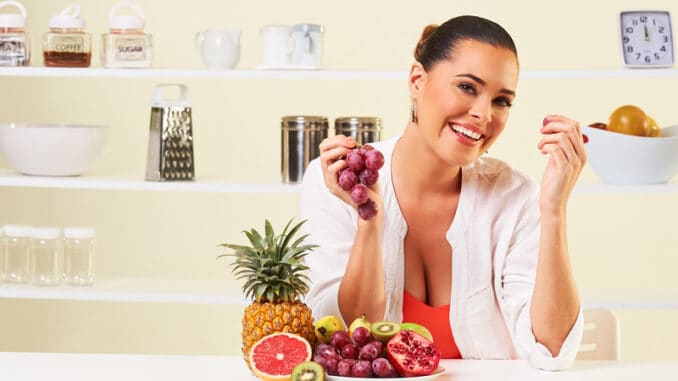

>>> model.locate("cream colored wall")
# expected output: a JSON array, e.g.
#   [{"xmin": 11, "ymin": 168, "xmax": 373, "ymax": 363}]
[{"xmin": 0, "ymin": 0, "xmax": 677, "ymax": 360}]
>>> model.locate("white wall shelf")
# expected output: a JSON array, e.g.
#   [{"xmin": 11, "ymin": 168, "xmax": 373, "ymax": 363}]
[
  {"xmin": 0, "ymin": 279, "xmax": 247, "ymax": 305},
  {"xmin": 0, "ymin": 279, "xmax": 675, "ymax": 309},
  {"xmin": 1, "ymin": 66, "xmax": 678, "ymax": 80},
  {"xmin": 0, "ymin": 172, "xmax": 675, "ymax": 194},
  {"xmin": 0, "ymin": 172, "xmax": 300, "ymax": 194}
]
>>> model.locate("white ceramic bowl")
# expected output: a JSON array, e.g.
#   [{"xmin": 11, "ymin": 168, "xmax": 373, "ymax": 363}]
[
  {"xmin": 0, "ymin": 123, "xmax": 110, "ymax": 176},
  {"xmin": 582, "ymin": 124, "xmax": 678, "ymax": 185}
]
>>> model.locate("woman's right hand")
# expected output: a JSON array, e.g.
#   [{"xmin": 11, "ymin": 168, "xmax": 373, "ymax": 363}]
[{"xmin": 318, "ymin": 135, "xmax": 383, "ymax": 220}]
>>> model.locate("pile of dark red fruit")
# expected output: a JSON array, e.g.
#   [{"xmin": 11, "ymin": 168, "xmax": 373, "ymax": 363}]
[
  {"xmin": 338, "ymin": 145, "xmax": 385, "ymax": 220},
  {"xmin": 313, "ymin": 326, "xmax": 397, "ymax": 378}
]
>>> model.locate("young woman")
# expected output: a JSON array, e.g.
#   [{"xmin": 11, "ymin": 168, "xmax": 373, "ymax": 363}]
[{"xmin": 300, "ymin": 15, "xmax": 585, "ymax": 370}]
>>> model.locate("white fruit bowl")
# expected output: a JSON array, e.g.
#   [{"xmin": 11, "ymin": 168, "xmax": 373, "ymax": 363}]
[
  {"xmin": 0, "ymin": 123, "xmax": 110, "ymax": 176},
  {"xmin": 582, "ymin": 124, "xmax": 678, "ymax": 185}
]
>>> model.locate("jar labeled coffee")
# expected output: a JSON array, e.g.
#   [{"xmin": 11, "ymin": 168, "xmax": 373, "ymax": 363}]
[
  {"xmin": 335, "ymin": 116, "xmax": 382, "ymax": 145},
  {"xmin": 0, "ymin": 0, "xmax": 30, "ymax": 66},
  {"xmin": 101, "ymin": 2, "xmax": 152, "ymax": 68},
  {"xmin": 281, "ymin": 116, "xmax": 328, "ymax": 184},
  {"xmin": 43, "ymin": 3, "xmax": 91, "ymax": 67}
]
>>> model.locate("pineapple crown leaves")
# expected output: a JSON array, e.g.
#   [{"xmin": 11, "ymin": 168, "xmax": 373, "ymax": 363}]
[{"xmin": 218, "ymin": 219, "xmax": 318, "ymax": 304}]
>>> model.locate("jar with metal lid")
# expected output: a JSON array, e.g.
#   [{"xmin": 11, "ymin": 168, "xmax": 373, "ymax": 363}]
[
  {"xmin": 30, "ymin": 227, "xmax": 62, "ymax": 286},
  {"xmin": 43, "ymin": 3, "xmax": 91, "ymax": 67},
  {"xmin": 0, "ymin": 0, "xmax": 30, "ymax": 66},
  {"xmin": 281, "ymin": 115, "xmax": 328, "ymax": 184},
  {"xmin": 63, "ymin": 226, "xmax": 95, "ymax": 286},
  {"xmin": 334, "ymin": 116, "xmax": 383, "ymax": 145},
  {"xmin": 2, "ymin": 224, "xmax": 31, "ymax": 283}
]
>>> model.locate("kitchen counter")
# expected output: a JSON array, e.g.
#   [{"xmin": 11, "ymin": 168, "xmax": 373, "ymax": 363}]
[{"xmin": 1, "ymin": 352, "xmax": 677, "ymax": 380}]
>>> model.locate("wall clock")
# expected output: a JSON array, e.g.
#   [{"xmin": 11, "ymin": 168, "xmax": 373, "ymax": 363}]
[{"xmin": 620, "ymin": 11, "xmax": 674, "ymax": 68}]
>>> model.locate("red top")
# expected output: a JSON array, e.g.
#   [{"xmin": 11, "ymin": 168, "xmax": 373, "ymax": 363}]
[{"xmin": 402, "ymin": 290, "xmax": 462, "ymax": 359}]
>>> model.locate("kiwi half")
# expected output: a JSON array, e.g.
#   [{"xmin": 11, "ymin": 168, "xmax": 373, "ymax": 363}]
[
  {"xmin": 371, "ymin": 321, "xmax": 401, "ymax": 344},
  {"xmin": 291, "ymin": 361, "xmax": 325, "ymax": 381}
]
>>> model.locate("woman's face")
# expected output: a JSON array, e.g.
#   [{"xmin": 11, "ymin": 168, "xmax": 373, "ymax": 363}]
[{"xmin": 410, "ymin": 39, "xmax": 519, "ymax": 167}]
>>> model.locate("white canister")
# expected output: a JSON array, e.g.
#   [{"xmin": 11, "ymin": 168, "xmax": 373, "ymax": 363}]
[
  {"xmin": 291, "ymin": 23, "xmax": 323, "ymax": 68},
  {"xmin": 259, "ymin": 24, "xmax": 292, "ymax": 68}
]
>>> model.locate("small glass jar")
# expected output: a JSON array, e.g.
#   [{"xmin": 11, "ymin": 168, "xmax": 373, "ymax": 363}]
[
  {"xmin": 29, "ymin": 227, "xmax": 61, "ymax": 286},
  {"xmin": 101, "ymin": 2, "xmax": 152, "ymax": 68},
  {"xmin": 43, "ymin": 3, "xmax": 91, "ymax": 67},
  {"xmin": 0, "ymin": 226, "xmax": 5, "ymax": 280},
  {"xmin": 0, "ymin": 0, "xmax": 30, "ymax": 66},
  {"xmin": 2, "ymin": 224, "xmax": 31, "ymax": 283},
  {"xmin": 63, "ymin": 227, "xmax": 95, "ymax": 286}
]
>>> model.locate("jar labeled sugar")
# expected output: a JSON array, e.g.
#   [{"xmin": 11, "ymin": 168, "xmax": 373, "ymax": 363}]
[{"xmin": 101, "ymin": 2, "xmax": 152, "ymax": 68}]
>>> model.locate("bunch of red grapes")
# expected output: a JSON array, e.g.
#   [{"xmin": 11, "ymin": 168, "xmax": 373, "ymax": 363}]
[
  {"xmin": 337, "ymin": 145, "xmax": 385, "ymax": 220},
  {"xmin": 313, "ymin": 327, "xmax": 397, "ymax": 378}
]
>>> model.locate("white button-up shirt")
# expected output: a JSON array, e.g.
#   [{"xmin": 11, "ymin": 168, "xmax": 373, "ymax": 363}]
[{"xmin": 300, "ymin": 136, "xmax": 583, "ymax": 370}]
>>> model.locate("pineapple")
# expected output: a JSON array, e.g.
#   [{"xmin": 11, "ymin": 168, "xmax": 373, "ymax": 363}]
[{"xmin": 219, "ymin": 219, "xmax": 318, "ymax": 368}]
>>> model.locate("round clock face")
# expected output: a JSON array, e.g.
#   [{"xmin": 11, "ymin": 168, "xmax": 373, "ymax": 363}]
[{"xmin": 620, "ymin": 11, "xmax": 674, "ymax": 67}]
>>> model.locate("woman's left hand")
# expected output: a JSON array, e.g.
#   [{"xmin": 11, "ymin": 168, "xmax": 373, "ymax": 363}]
[{"xmin": 537, "ymin": 114, "xmax": 587, "ymax": 215}]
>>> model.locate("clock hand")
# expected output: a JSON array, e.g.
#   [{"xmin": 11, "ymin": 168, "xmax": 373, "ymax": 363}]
[{"xmin": 644, "ymin": 25, "xmax": 649, "ymax": 41}]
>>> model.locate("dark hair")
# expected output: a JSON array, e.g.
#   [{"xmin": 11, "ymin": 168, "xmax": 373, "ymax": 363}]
[{"xmin": 414, "ymin": 15, "xmax": 517, "ymax": 71}]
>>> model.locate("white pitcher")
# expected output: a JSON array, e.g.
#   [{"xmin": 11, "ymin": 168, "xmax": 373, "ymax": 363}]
[{"xmin": 195, "ymin": 29, "xmax": 241, "ymax": 69}]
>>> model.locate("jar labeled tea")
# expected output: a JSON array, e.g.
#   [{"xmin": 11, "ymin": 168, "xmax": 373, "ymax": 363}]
[
  {"xmin": 0, "ymin": 0, "xmax": 30, "ymax": 66},
  {"xmin": 101, "ymin": 2, "xmax": 152, "ymax": 68},
  {"xmin": 43, "ymin": 3, "xmax": 91, "ymax": 67}
]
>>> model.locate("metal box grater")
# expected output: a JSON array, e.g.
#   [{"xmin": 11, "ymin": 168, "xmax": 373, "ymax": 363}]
[{"xmin": 145, "ymin": 84, "xmax": 195, "ymax": 181}]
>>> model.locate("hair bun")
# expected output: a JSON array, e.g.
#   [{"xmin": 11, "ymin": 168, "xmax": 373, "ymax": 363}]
[{"xmin": 414, "ymin": 24, "xmax": 439, "ymax": 62}]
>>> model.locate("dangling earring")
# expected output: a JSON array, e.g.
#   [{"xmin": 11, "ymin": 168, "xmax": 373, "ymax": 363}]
[{"xmin": 410, "ymin": 102, "xmax": 418, "ymax": 123}]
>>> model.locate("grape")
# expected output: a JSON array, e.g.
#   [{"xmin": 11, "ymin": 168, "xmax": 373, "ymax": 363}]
[
  {"xmin": 351, "ymin": 360, "xmax": 374, "ymax": 378},
  {"xmin": 338, "ymin": 168, "xmax": 359, "ymax": 191},
  {"xmin": 359, "ymin": 167, "xmax": 379, "ymax": 186},
  {"xmin": 337, "ymin": 358, "xmax": 356, "ymax": 377},
  {"xmin": 340, "ymin": 343, "xmax": 359, "ymax": 360},
  {"xmin": 358, "ymin": 199, "xmax": 378, "ymax": 220},
  {"xmin": 364, "ymin": 149, "xmax": 385, "ymax": 170},
  {"xmin": 351, "ymin": 183, "xmax": 368, "ymax": 204},
  {"xmin": 360, "ymin": 144, "xmax": 375, "ymax": 155},
  {"xmin": 316, "ymin": 343, "xmax": 337, "ymax": 358},
  {"xmin": 371, "ymin": 357, "xmax": 395, "ymax": 378},
  {"xmin": 323, "ymin": 353, "xmax": 341, "ymax": 375},
  {"xmin": 358, "ymin": 342, "xmax": 379, "ymax": 361},
  {"xmin": 346, "ymin": 149, "xmax": 365, "ymax": 171},
  {"xmin": 352, "ymin": 326, "xmax": 372, "ymax": 347},
  {"xmin": 329, "ymin": 330, "xmax": 352, "ymax": 351},
  {"xmin": 368, "ymin": 340, "xmax": 383, "ymax": 355}
]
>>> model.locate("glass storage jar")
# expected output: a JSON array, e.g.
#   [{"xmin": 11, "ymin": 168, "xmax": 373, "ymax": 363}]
[
  {"xmin": 0, "ymin": 0, "xmax": 30, "ymax": 66},
  {"xmin": 62, "ymin": 227, "xmax": 95, "ymax": 286},
  {"xmin": 43, "ymin": 3, "xmax": 91, "ymax": 67},
  {"xmin": 2, "ymin": 224, "xmax": 31, "ymax": 283},
  {"xmin": 29, "ymin": 227, "xmax": 61, "ymax": 286},
  {"xmin": 101, "ymin": 2, "xmax": 152, "ymax": 68}
]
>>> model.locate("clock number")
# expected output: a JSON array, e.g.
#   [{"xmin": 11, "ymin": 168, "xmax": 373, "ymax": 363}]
[
  {"xmin": 623, "ymin": 36, "xmax": 630, "ymax": 43},
  {"xmin": 627, "ymin": 45, "xmax": 634, "ymax": 53},
  {"xmin": 626, "ymin": 27, "xmax": 634, "ymax": 34},
  {"xmin": 664, "ymin": 35, "xmax": 669, "ymax": 43},
  {"xmin": 640, "ymin": 16, "xmax": 648, "ymax": 23},
  {"xmin": 661, "ymin": 45, "xmax": 667, "ymax": 52},
  {"xmin": 636, "ymin": 53, "xmax": 641, "ymax": 60},
  {"xmin": 645, "ymin": 55, "xmax": 651, "ymax": 63},
  {"xmin": 655, "ymin": 53, "xmax": 661, "ymax": 60},
  {"xmin": 659, "ymin": 26, "xmax": 665, "ymax": 33}
]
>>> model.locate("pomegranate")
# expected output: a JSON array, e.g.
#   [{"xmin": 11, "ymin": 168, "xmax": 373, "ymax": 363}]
[{"xmin": 386, "ymin": 330, "xmax": 441, "ymax": 377}]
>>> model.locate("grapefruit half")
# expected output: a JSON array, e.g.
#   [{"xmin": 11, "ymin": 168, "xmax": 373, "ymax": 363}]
[{"xmin": 248, "ymin": 332, "xmax": 312, "ymax": 381}]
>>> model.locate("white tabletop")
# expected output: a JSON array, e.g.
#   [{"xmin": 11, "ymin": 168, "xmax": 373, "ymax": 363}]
[{"xmin": 0, "ymin": 352, "xmax": 677, "ymax": 381}]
